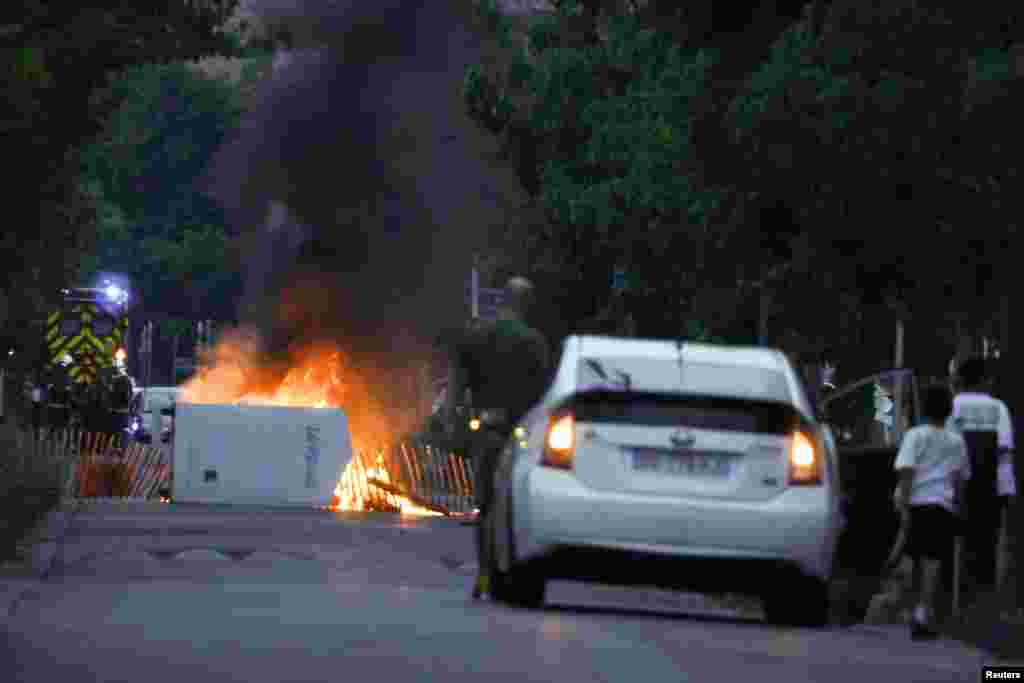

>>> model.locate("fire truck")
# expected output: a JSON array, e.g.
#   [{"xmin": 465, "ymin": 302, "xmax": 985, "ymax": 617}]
[
  {"xmin": 45, "ymin": 286, "xmax": 130, "ymax": 382},
  {"xmin": 41, "ymin": 284, "xmax": 140, "ymax": 435}
]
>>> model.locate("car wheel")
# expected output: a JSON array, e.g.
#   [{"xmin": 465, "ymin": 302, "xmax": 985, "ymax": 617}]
[
  {"xmin": 763, "ymin": 574, "xmax": 831, "ymax": 628},
  {"xmin": 491, "ymin": 559, "xmax": 546, "ymax": 608},
  {"xmin": 489, "ymin": 498, "xmax": 546, "ymax": 608}
]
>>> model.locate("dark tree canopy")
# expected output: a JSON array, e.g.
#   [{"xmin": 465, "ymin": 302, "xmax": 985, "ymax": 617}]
[
  {"xmin": 1, "ymin": 1, "xmax": 239, "ymax": 368},
  {"xmin": 463, "ymin": 0, "xmax": 1023, "ymax": 378}
]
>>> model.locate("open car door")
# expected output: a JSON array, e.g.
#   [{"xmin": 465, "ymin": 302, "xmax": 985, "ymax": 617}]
[{"xmin": 819, "ymin": 369, "xmax": 921, "ymax": 621}]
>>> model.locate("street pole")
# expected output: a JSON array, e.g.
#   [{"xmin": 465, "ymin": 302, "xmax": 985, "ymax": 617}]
[
  {"xmin": 894, "ymin": 319, "xmax": 905, "ymax": 369},
  {"xmin": 893, "ymin": 317, "xmax": 906, "ymax": 440},
  {"xmin": 757, "ymin": 281, "xmax": 769, "ymax": 346},
  {"xmin": 197, "ymin": 321, "xmax": 204, "ymax": 374},
  {"xmin": 470, "ymin": 256, "xmax": 480, "ymax": 321},
  {"xmin": 171, "ymin": 331, "xmax": 180, "ymax": 385},
  {"xmin": 1001, "ymin": 294, "xmax": 1010, "ymax": 358},
  {"xmin": 144, "ymin": 322, "xmax": 153, "ymax": 388}
]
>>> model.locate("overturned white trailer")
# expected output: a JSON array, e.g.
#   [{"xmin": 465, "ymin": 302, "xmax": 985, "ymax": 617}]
[{"xmin": 172, "ymin": 402, "xmax": 354, "ymax": 507}]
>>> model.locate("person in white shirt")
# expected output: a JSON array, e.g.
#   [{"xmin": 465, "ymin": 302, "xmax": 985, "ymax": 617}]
[
  {"xmin": 946, "ymin": 356, "xmax": 1015, "ymax": 601},
  {"xmin": 893, "ymin": 383, "xmax": 970, "ymax": 639}
]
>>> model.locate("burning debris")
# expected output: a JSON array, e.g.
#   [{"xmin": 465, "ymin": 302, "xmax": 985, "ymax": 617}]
[{"xmin": 180, "ymin": 326, "xmax": 441, "ymax": 515}]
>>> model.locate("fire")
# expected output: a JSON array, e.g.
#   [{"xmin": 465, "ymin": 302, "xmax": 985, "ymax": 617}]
[
  {"xmin": 332, "ymin": 451, "xmax": 441, "ymax": 516},
  {"xmin": 180, "ymin": 327, "xmax": 440, "ymax": 516}
]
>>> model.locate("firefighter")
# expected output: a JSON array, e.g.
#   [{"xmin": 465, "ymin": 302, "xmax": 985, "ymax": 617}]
[{"xmin": 451, "ymin": 276, "xmax": 552, "ymax": 600}]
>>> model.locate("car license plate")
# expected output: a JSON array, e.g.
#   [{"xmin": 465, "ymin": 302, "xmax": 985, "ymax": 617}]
[{"xmin": 632, "ymin": 448, "xmax": 732, "ymax": 477}]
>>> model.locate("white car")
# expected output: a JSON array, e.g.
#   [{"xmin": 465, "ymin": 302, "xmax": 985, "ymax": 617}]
[{"xmin": 487, "ymin": 335, "xmax": 842, "ymax": 627}]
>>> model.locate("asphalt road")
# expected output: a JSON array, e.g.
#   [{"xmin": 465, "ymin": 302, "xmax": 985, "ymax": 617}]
[{"xmin": 2, "ymin": 502, "xmax": 995, "ymax": 683}]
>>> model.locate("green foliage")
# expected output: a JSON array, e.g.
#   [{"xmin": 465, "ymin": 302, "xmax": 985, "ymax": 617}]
[
  {"xmin": 82, "ymin": 62, "xmax": 242, "ymax": 223},
  {"xmin": 11, "ymin": 45, "xmax": 52, "ymax": 87},
  {"xmin": 683, "ymin": 319, "xmax": 731, "ymax": 345},
  {"xmin": 1, "ymin": 0, "xmax": 239, "ymax": 348},
  {"xmin": 239, "ymin": 52, "xmax": 275, "ymax": 82},
  {"xmin": 79, "ymin": 61, "xmax": 246, "ymax": 315},
  {"xmin": 474, "ymin": 0, "xmax": 514, "ymax": 48},
  {"xmin": 527, "ymin": 14, "xmax": 561, "ymax": 53},
  {"xmin": 464, "ymin": 5, "xmax": 736, "ymax": 337},
  {"xmin": 158, "ymin": 318, "xmax": 194, "ymax": 341},
  {"xmin": 463, "ymin": 0, "xmax": 1024, "ymax": 368}
]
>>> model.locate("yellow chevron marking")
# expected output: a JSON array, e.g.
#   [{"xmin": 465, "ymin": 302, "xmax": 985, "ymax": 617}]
[
  {"xmin": 51, "ymin": 327, "xmax": 84, "ymax": 356},
  {"xmin": 80, "ymin": 329, "xmax": 110, "ymax": 355}
]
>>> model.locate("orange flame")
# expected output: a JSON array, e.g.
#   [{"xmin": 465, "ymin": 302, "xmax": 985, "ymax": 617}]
[{"xmin": 180, "ymin": 327, "xmax": 439, "ymax": 515}]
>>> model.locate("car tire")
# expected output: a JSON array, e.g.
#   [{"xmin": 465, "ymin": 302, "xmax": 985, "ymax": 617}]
[
  {"xmin": 490, "ymin": 559, "xmax": 546, "ymax": 608},
  {"xmin": 763, "ymin": 574, "xmax": 831, "ymax": 628},
  {"xmin": 489, "ymin": 498, "xmax": 546, "ymax": 608}
]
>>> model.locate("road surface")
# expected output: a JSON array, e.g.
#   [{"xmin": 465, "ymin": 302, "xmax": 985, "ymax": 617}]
[{"xmin": 2, "ymin": 502, "xmax": 995, "ymax": 682}]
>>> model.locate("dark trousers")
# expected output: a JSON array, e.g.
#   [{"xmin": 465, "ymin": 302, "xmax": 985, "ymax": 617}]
[
  {"xmin": 471, "ymin": 427, "xmax": 507, "ymax": 579},
  {"xmin": 963, "ymin": 496, "xmax": 1003, "ymax": 593},
  {"xmin": 962, "ymin": 454, "xmax": 1003, "ymax": 598},
  {"xmin": 960, "ymin": 431, "xmax": 1005, "ymax": 600},
  {"xmin": 31, "ymin": 403, "xmax": 43, "ymax": 436}
]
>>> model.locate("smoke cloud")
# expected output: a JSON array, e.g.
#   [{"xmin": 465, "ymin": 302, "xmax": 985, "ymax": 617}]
[{"xmin": 203, "ymin": 0, "xmax": 527, "ymax": 366}]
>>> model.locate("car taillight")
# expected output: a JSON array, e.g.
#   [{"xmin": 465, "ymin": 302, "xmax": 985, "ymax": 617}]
[
  {"xmin": 541, "ymin": 414, "xmax": 574, "ymax": 469},
  {"xmin": 788, "ymin": 431, "xmax": 822, "ymax": 485}
]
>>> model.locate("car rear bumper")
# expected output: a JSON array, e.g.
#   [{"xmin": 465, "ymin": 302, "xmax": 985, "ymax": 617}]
[
  {"xmin": 529, "ymin": 546, "xmax": 812, "ymax": 596},
  {"xmin": 519, "ymin": 466, "xmax": 838, "ymax": 584}
]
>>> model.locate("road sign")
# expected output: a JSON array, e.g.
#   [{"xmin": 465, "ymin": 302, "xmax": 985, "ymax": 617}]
[
  {"xmin": 465, "ymin": 281, "xmax": 507, "ymax": 320},
  {"xmin": 611, "ymin": 268, "xmax": 639, "ymax": 294}
]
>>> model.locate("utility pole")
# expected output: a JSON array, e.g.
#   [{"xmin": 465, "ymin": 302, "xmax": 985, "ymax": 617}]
[
  {"xmin": 894, "ymin": 319, "xmax": 905, "ymax": 369},
  {"xmin": 143, "ymin": 321, "xmax": 152, "ymax": 389},
  {"xmin": 470, "ymin": 254, "xmax": 480, "ymax": 321},
  {"xmin": 196, "ymin": 321, "xmax": 206, "ymax": 375},
  {"xmin": 757, "ymin": 282, "xmax": 769, "ymax": 346},
  {"xmin": 139, "ymin": 322, "xmax": 151, "ymax": 388},
  {"xmin": 1001, "ymin": 294, "xmax": 1010, "ymax": 359}
]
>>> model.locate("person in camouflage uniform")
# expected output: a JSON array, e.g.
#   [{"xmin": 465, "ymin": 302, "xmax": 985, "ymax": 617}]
[{"xmin": 454, "ymin": 276, "xmax": 552, "ymax": 600}]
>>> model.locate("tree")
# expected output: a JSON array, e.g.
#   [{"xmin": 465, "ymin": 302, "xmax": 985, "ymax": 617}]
[
  {"xmin": 465, "ymin": 1, "xmax": 1024, "ymax": 383},
  {"xmin": 158, "ymin": 318, "xmax": 195, "ymax": 385},
  {"xmin": 78, "ymin": 58, "xmax": 261, "ymax": 318},
  {"xmin": 1, "ymin": 1, "xmax": 240, "ymax": 363},
  {"xmin": 717, "ymin": 3, "xmax": 1024, "ymax": 373},
  {"xmin": 464, "ymin": 1, "xmax": 747, "ymax": 340}
]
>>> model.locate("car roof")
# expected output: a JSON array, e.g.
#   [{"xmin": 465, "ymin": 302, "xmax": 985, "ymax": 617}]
[{"xmin": 568, "ymin": 335, "xmax": 788, "ymax": 371}]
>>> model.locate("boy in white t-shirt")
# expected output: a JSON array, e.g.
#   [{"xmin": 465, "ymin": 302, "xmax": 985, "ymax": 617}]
[{"xmin": 893, "ymin": 383, "xmax": 971, "ymax": 639}]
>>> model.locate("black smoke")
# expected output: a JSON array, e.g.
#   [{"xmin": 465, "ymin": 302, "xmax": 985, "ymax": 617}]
[{"xmin": 202, "ymin": 0, "xmax": 527, "ymax": 365}]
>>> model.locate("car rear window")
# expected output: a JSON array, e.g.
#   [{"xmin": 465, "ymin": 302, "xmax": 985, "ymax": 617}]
[
  {"xmin": 567, "ymin": 391, "xmax": 804, "ymax": 435},
  {"xmin": 576, "ymin": 357, "xmax": 792, "ymax": 404}
]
